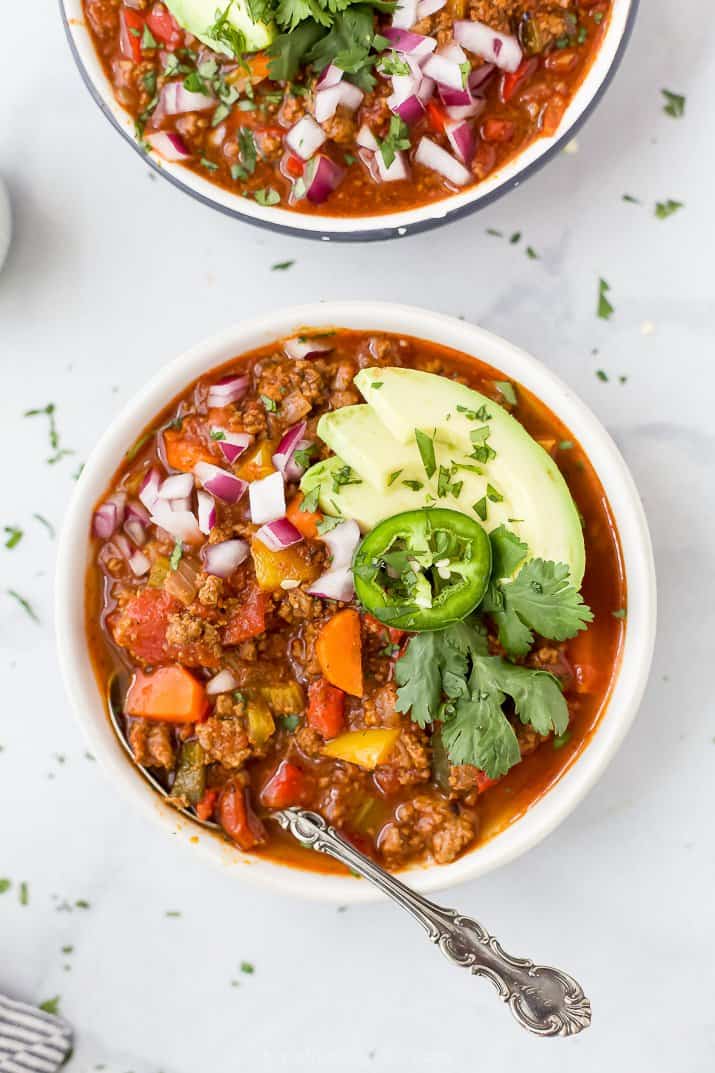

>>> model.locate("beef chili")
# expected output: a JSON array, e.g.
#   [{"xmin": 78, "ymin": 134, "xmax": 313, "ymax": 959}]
[
  {"xmin": 86, "ymin": 329, "xmax": 625, "ymax": 873},
  {"xmin": 82, "ymin": 0, "xmax": 611, "ymax": 216}
]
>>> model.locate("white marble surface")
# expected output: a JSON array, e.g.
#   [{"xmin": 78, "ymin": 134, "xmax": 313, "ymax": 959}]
[{"xmin": 1, "ymin": 1, "xmax": 714, "ymax": 1070}]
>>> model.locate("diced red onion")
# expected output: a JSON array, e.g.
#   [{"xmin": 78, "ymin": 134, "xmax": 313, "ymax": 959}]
[
  {"xmin": 283, "ymin": 336, "xmax": 334, "ymax": 360},
  {"xmin": 445, "ymin": 119, "xmax": 476, "ymax": 165},
  {"xmin": 391, "ymin": 0, "xmax": 418, "ymax": 31},
  {"xmin": 284, "ymin": 439, "xmax": 313, "ymax": 481},
  {"xmin": 139, "ymin": 467, "xmax": 162, "ymax": 512},
  {"xmin": 93, "ymin": 492, "xmax": 126, "ymax": 539},
  {"xmin": 272, "ymin": 421, "xmax": 307, "ymax": 474},
  {"xmin": 388, "ymin": 93, "xmax": 425, "ymax": 125},
  {"xmin": 145, "ymin": 131, "xmax": 191, "ymax": 161},
  {"xmin": 417, "ymin": 76, "xmax": 436, "ymax": 103},
  {"xmin": 304, "ymin": 155, "xmax": 345, "ymax": 205},
  {"xmin": 321, "ymin": 519, "xmax": 361, "ymax": 568},
  {"xmin": 205, "ymin": 373, "xmax": 249, "ymax": 408},
  {"xmin": 445, "ymin": 98, "xmax": 486, "ymax": 121},
  {"xmin": 150, "ymin": 500, "xmax": 203, "ymax": 544},
  {"xmin": 201, "ymin": 539, "xmax": 249, "ymax": 578},
  {"xmin": 454, "ymin": 20, "xmax": 523, "ymax": 73},
  {"xmin": 126, "ymin": 498, "xmax": 151, "ymax": 525},
  {"xmin": 469, "ymin": 63, "xmax": 496, "ymax": 93},
  {"xmin": 317, "ymin": 63, "xmax": 344, "ymax": 89},
  {"xmin": 159, "ymin": 472, "xmax": 194, "ymax": 500},
  {"xmin": 377, "ymin": 149, "xmax": 409, "ymax": 182},
  {"xmin": 212, "ymin": 428, "xmax": 253, "ymax": 464},
  {"xmin": 206, "ymin": 668, "xmax": 240, "ymax": 696},
  {"xmin": 196, "ymin": 490, "xmax": 216, "ymax": 535},
  {"xmin": 421, "ymin": 54, "xmax": 466, "ymax": 91},
  {"xmin": 249, "ymin": 471, "xmax": 286, "ymax": 525},
  {"xmin": 390, "ymin": 71, "xmax": 421, "ymax": 103},
  {"xmin": 357, "ymin": 124, "xmax": 379, "ymax": 151},
  {"xmin": 123, "ymin": 517, "xmax": 147, "ymax": 547},
  {"xmin": 170, "ymin": 496, "xmax": 193, "ymax": 513},
  {"xmin": 128, "ymin": 548, "xmax": 151, "ymax": 577},
  {"xmin": 159, "ymin": 81, "xmax": 216, "ymax": 116},
  {"xmin": 416, "ymin": 0, "xmax": 445, "ymax": 16},
  {"xmin": 415, "ymin": 136, "xmax": 472, "ymax": 186},
  {"xmin": 255, "ymin": 518, "xmax": 303, "ymax": 552},
  {"xmin": 358, "ymin": 148, "xmax": 381, "ymax": 183},
  {"xmin": 381, "ymin": 27, "xmax": 436, "ymax": 57},
  {"xmin": 194, "ymin": 462, "xmax": 248, "ymax": 504},
  {"xmin": 314, "ymin": 83, "xmax": 364, "ymax": 124},
  {"xmin": 307, "ymin": 565, "xmax": 354, "ymax": 603},
  {"xmin": 285, "ymin": 115, "xmax": 327, "ymax": 161},
  {"xmin": 438, "ymin": 84, "xmax": 473, "ymax": 107}
]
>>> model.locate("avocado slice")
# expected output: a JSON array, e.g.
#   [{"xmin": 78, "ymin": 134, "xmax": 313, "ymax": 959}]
[
  {"xmin": 301, "ymin": 367, "xmax": 585, "ymax": 586},
  {"xmin": 166, "ymin": 0, "xmax": 275, "ymax": 55}
]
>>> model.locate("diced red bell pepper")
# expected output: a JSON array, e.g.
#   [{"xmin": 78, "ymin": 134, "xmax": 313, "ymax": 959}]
[
  {"xmin": 475, "ymin": 770, "xmax": 499, "ymax": 794},
  {"xmin": 119, "ymin": 7, "xmax": 145, "ymax": 63},
  {"xmin": 426, "ymin": 100, "xmax": 448, "ymax": 133},
  {"xmin": 284, "ymin": 153, "xmax": 304, "ymax": 179},
  {"xmin": 307, "ymin": 678, "xmax": 346, "ymax": 739},
  {"xmin": 146, "ymin": 3, "xmax": 183, "ymax": 49},
  {"xmin": 217, "ymin": 781, "xmax": 266, "ymax": 850},
  {"xmin": 223, "ymin": 585, "xmax": 267, "ymax": 644},
  {"xmin": 500, "ymin": 57, "xmax": 538, "ymax": 103},
  {"xmin": 195, "ymin": 787, "xmax": 219, "ymax": 821},
  {"xmin": 260, "ymin": 761, "xmax": 307, "ymax": 809}
]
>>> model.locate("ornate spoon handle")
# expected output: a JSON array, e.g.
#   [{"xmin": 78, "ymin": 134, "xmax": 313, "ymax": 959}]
[{"xmin": 273, "ymin": 807, "xmax": 591, "ymax": 1038}]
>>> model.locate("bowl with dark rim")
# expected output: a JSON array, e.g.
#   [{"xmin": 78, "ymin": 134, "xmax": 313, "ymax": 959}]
[
  {"xmin": 56, "ymin": 302, "xmax": 656, "ymax": 901},
  {"xmin": 60, "ymin": 0, "xmax": 639, "ymax": 242}
]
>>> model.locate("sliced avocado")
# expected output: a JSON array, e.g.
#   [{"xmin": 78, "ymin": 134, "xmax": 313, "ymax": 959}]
[
  {"xmin": 166, "ymin": 0, "xmax": 275, "ymax": 55},
  {"xmin": 316, "ymin": 406, "xmax": 425, "ymax": 491},
  {"xmin": 302, "ymin": 367, "xmax": 585, "ymax": 586}
]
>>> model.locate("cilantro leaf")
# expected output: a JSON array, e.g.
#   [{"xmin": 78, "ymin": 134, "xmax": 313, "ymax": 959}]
[
  {"xmin": 395, "ymin": 632, "xmax": 448, "ymax": 728},
  {"xmin": 268, "ymin": 21, "xmax": 324, "ymax": 80},
  {"xmin": 442, "ymin": 676, "xmax": 521, "ymax": 776},
  {"xmin": 488, "ymin": 525, "xmax": 528, "ymax": 578},
  {"xmin": 414, "ymin": 429, "xmax": 436, "ymax": 479},
  {"xmin": 485, "ymin": 558, "xmax": 593, "ymax": 656}
]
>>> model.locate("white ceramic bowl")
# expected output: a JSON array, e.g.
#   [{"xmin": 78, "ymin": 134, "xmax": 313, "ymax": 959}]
[
  {"xmin": 56, "ymin": 302, "xmax": 656, "ymax": 901},
  {"xmin": 60, "ymin": 0, "xmax": 638, "ymax": 242}
]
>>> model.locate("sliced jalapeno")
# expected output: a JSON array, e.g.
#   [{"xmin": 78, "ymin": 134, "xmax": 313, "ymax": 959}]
[{"xmin": 352, "ymin": 508, "xmax": 492, "ymax": 632}]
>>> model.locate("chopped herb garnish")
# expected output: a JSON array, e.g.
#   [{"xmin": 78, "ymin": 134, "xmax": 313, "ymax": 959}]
[
  {"xmin": 473, "ymin": 497, "xmax": 487, "ymax": 521},
  {"xmin": 125, "ymin": 431, "xmax": 153, "ymax": 460},
  {"xmin": 170, "ymin": 541, "xmax": 183, "ymax": 571},
  {"xmin": 558, "ymin": 440, "xmax": 574, "ymax": 451},
  {"xmin": 414, "ymin": 429, "xmax": 436, "ymax": 479},
  {"xmin": 210, "ymin": 428, "xmax": 226, "ymax": 441},
  {"xmin": 402, "ymin": 479, "xmax": 424, "ymax": 492},
  {"xmin": 317, "ymin": 515, "xmax": 344, "ymax": 535},
  {"xmin": 622, "ymin": 193, "xmax": 641, "ymax": 204},
  {"xmin": 19, "ymin": 881, "xmax": 29, "ymax": 905},
  {"xmin": 387, "ymin": 469, "xmax": 403, "ymax": 486},
  {"xmin": 200, "ymin": 157, "xmax": 219, "ymax": 172},
  {"xmin": 486, "ymin": 227, "xmax": 503, "ymax": 237},
  {"xmin": 612, "ymin": 608, "xmax": 627, "ymax": 620},
  {"xmin": 7, "ymin": 590, "xmax": 39, "ymax": 623},
  {"xmin": 661, "ymin": 89, "xmax": 685, "ymax": 118},
  {"xmin": 300, "ymin": 486, "xmax": 320, "ymax": 513},
  {"xmin": 654, "ymin": 199, "xmax": 684, "ymax": 220},
  {"xmin": 371, "ymin": 381, "xmax": 384, "ymax": 390},
  {"xmin": 486, "ymin": 484, "xmax": 503, "ymax": 503},
  {"xmin": 260, "ymin": 394, "xmax": 277, "ymax": 412},
  {"xmin": 331, "ymin": 465, "xmax": 362, "ymax": 494},
  {"xmin": 596, "ymin": 369, "xmax": 609, "ymax": 382},
  {"xmin": 33, "ymin": 513, "xmax": 55, "ymax": 538},
  {"xmin": 509, "ymin": 231, "xmax": 521, "ymax": 244},
  {"xmin": 240, "ymin": 961, "xmax": 255, "ymax": 974},
  {"xmin": 525, "ymin": 246, "xmax": 539, "ymax": 259},
  {"xmin": 271, "ymin": 260, "xmax": 295, "ymax": 271},
  {"xmin": 39, "ymin": 997, "xmax": 60, "ymax": 1015},
  {"xmin": 0, "ymin": 879, "xmax": 10, "ymax": 894},
  {"xmin": 377, "ymin": 115, "xmax": 410, "ymax": 168},
  {"xmin": 141, "ymin": 25, "xmax": 158, "ymax": 49},
  {"xmin": 4, "ymin": 526, "xmax": 22, "ymax": 549},
  {"xmin": 553, "ymin": 731, "xmax": 572, "ymax": 750},
  {"xmin": 254, "ymin": 187, "xmax": 281, "ymax": 206},
  {"xmin": 597, "ymin": 277, "xmax": 614, "ymax": 320}
]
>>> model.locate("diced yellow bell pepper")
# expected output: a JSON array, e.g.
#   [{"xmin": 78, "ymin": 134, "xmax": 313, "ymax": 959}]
[
  {"xmin": 322, "ymin": 729, "xmax": 400, "ymax": 771},
  {"xmin": 246, "ymin": 694, "xmax": 275, "ymax": 748},
  {"xmin": 259, "ymin": 681, "xmax": 305, "ymax": 715},
  {"xmin": 251, "ymin": 538, "xmax": 318, "ymax": 592},
  {"xmin": 237, "ymin": 440, "xmax": 277, "ymax": 482}
]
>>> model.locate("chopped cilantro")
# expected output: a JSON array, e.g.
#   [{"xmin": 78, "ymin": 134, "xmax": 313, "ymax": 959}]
[
  {"xmin": 486, "ymin": 227, "xmax": 503, "ymax": 237},
  {"xmin": 596, "ymin": 369, "xmax": 609, "ymax": 382},
  {"xmin": 19, "ymin": 881, "xmax": 29, "ymax": 905},
  {"xmin": 558, "ymin": 440, "xmax": 574, "ymax": 451},
  {"xmin": 525, "ymin": 246, "xmax": 539, "ymax": 260},
  {"xmin": 200, "ymin": 157, "xmax": 219, "ymax": 172},
  {"xmin": 402, "ymin": 479, "xmax": 424, "ymax": 492},
  {"xmin": 414, "ymin": 429, "xmax": 436, "ymax": 479},
  {"xmin": 33, "ymin": 513, "xmax": 55, "ymax": 538},
  {"xmin": 387, "ymin": 469, "xmax": 403, "ymax": 486},
  {"xmin": 654, "ymin": 199, "xmax": 684, "ymax": 220},
  {"xmin": 486, "ymin": 484, "xmax": 503, "ymax": 503},
  {"xmin": 331, "ymin": 465, "xmax": 362, "ymax": 494},
  {"xmin": 494, "ymin": 381, "xmax": 517, "ymax": 406},
  {"xmin": 661, "ymin": 89, "xmax": 685, "ymax": 118},
  {"xmin": 509, "ymin": 231, "xmax": 521, "ymax": 244},
  {"xmin": 300, "ymin": 486, "xmax": 320, "ymax": 512},
  {"xmin": 7, "ymin": 590, "xmax": 39, "ymax": 623},
  {"xmin": 254, "ymin": 187, "xmax": 281, "ymax": 206},
  {"xmin": 612, "ymin": 608, "xmax": 627, "ymax": 620},
  {"xmin": 0, "ymin": 879, "xmax": 10, "ymax": 894},
  {"xmin": 553, "ymin": 730, "xmax": 572, "ymax": 750},
  {"xmin": 317, "ymin": 515, "xmax": 344, "ymax": 535},
  {"xmin": 170, "ymin": 541, "xmax": 183, "ymax": 571},
  {"xmin": 473, "ymin": 497, "xmax": 487, "ymax": 521},
  {"xmin": 240, "ymin": 961, "xmax": 255, "ymax": 974},
  {"xmin": 622, "ymin": 193, "xmax": 641, "ymax": 204},
  {"xmin": 39, "ymin": 997, "xmax": 60, "ymax": 1015},
  {"xmin": 260, "ymin": 394, "xmax": 278, "ymax": 413},
  {"xmin": 271, "ymin": 260, "xmax": 295, "ymax": 271},
  {"xmin": 370, "ymin": 381, "xmax": 383, "ymax": 389},
  {"xmin": 4, "ymin": 526, "xmax": 22, "ymax": 549},
  {"xmin": 597, "ymin": 277, "xmax": 614, "ymax": 320},
  {"xmin": 378, "ymin": 115, "xmax": 410, "ymax": 168},
  {"xmin": 141, "ymin": 25, "xmax": 158, "ymax": 49}
]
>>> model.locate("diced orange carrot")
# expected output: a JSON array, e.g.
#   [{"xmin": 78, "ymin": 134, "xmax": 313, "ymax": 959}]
[
  {"xmin": 286, "ymin": 492, "xmax": 322, "ymax": 539},
  {"xmin": 316, "ymin": 609, "xmax": 363, "ymax": 697},
  {"xmin": 125, "ymin": 665, "xmax": 208, "ymax": 724},
  {"xmin": 163, "ymin": 428, "xmax": 215, "ymax": 472}
]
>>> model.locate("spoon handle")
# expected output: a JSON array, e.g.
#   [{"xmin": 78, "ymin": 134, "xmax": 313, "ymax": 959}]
[{"xmin": 274, "ymin": 807, "xmax": 591, "ymax": 1038}]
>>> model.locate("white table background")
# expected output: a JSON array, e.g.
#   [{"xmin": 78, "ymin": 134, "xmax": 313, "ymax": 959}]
[{"xmin": 2, "ymin": 1, "xmax": 714, "ymax": 1070}]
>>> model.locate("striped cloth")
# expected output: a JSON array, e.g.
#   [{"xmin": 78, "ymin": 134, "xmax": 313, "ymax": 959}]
[{"xmin": 0, "ymin": 995, "xmax": 73, "ymax": 1073}]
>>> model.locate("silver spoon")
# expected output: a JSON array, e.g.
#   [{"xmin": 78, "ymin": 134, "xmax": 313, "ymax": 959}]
[{"xmin": 107, "ymin": 683, "xmax": 591, "ymax": 1037}]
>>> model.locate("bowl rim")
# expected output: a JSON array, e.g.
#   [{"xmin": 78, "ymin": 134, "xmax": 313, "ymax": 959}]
[
  {"xmin": 55, "ymin": 301, "xmax": 657, "ymax": 903},
  {"xmin": 58, "ymin": 0, "xmax": 639, "ymax": 242}
]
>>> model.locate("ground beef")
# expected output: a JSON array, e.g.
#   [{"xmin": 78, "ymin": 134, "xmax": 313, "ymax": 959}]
[
  {"xmin": 375, "ymin": 725, "xmax": 431, "ymax": 792},
  {"xmin": 197, "ymin": 574, "xmax": 224, "ymax": 607},
  {"xmin": 322, "ymin": 108, "xmax": 357, "ymax": 146},
  {"xmin": 196, "ymin": 716, "xmax": 252, "ymax": 769},
  {"xmin": 279, "ymin": 93, "xmax": 307, "ymax": 128},
  {"xmin": 238, "ymin": 399, "xmax": 269, "ymax": 437},
  {"xmin": 295, "ymin": 725, "xmax": 324, "ymax": 759},
  {"xmin": 362, "ymin": 684, "xmax": 401, "ymax": 728},
  {"xmin": 128, "ymin": 718, "xmax": 175, "ymax": 769},
  {"xmin": 165, "ymin": 611, "xmax": 222, "ymax": 667},
  {"xmin": 329, "ymin": 360, "xmax": 360, "ymax": 409},
  {"xmin": 315, "ymin": 762, "xmax": 371, "ymax": 827},
  {"xmin": 357, "ymin": 335, "xmax": 409, "ymax": 369},
  {"xmin": 378, "ymin": 796, "xmax": 477, "ymax": 867},
  {"xmin": 254, "ymin": 354, "xmax": 328, "ymax": 418},
  {"xmin": 86, "ymin": 0, "xmax": 119, "ymax": 38}
]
